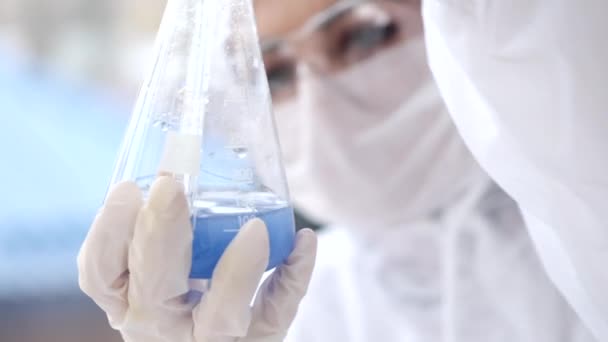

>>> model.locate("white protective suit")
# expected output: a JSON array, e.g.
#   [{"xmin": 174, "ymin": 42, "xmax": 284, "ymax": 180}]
[
  {"xmin": 424, "ymin": 0, "xmax": 608, "ymax": 340},
  {"xmin": 279, "ymin": 1, "xmax": 607, "ymax": 341}
]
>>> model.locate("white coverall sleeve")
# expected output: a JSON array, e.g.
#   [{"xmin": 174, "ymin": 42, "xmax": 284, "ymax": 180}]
[{"xmin": 422, "ymin": 0, "xmax": 608, "ymax": 340}]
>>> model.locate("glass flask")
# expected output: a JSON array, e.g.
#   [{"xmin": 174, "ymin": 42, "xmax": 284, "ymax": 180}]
[{"xmin": 110, "ymin": 0, "xmax": 295, "ymax": 279}]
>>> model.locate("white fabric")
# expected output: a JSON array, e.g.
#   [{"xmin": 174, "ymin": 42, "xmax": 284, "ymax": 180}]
[
  {"xmin": 286, "ymin": 184, "xmax": 596, "ymax": 342},
  {"xmin": 77, "ymin": 178, "xmax": 317, "ymax": 342},
  {"xmin": 275, "ymin": 28, "xmax": 597, "ymax": 341},
  {"xmin": 423, "ymin": 0, "xmax": 608, "ymax": 340},
  {"xmin": 273, "ymin": 39, "xmax": 484, "ymax": 229}
]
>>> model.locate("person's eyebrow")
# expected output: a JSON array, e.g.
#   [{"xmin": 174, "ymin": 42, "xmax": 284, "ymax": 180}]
[
  {"xmin": 260, "ymin": 0, "xmax": 368, "ymax": 52},
  {"xmin": 302, "ymin": 0, "xmax": 365, "ymax": 33}
]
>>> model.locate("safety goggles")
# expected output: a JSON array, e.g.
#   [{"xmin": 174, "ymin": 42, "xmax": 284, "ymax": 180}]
[{"xmin": 260, "ymin": 0, "xmax": 422, "ymax": 102}]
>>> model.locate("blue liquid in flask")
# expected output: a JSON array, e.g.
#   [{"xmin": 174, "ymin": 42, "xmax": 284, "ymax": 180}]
[{"xmin": 190, "ymin": 193, "xmax": 295, "ymax": 279}]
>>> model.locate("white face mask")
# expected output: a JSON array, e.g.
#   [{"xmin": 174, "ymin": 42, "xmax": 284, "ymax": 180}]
[{"xmin": 273, "ymin": 38, "xmax": 484, "ymax": 228}]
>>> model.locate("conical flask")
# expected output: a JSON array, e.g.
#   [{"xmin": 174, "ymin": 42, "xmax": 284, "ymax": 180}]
[{"xmin": 110, "ymin": 0, "xmax": 295, "ymax": 279}]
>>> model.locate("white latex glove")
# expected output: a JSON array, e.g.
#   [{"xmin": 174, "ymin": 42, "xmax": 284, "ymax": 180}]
[{"xmin": 78, "ymin": 177, "xmax": 317, "ymax": 342}]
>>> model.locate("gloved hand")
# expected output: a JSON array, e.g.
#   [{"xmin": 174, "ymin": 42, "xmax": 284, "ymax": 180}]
[{"xmin": 77, "ymin": 177, "xmax": 317, "ymax": 342}]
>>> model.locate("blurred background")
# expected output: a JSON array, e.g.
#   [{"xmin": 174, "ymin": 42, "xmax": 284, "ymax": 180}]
[
  {"xmin": 0, "ymin": 1, "xmax": 166, "ymax": 341},
  {"xmin": 0, "ymin": 1, "xmax": 320, "ymax": 341}
]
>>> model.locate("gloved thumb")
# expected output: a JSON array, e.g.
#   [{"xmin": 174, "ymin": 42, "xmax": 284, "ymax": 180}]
[
  {"xmin": 193, "ymin": 218, "xmax": 270, "ymax": 340},
  {"xmin": 244, "ymin": 228, "xmax": 317, "ymax": 342}
]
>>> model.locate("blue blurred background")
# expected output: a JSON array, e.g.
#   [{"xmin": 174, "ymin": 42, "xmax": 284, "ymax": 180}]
[{"xmin": 0, "ymin": 1, "xmax": 167, "ymax": 340}]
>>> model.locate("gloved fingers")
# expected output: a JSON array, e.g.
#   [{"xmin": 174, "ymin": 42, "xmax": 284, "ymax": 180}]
[
  {"xmin": 77, "ymin": 182, "xmax": 143, "ymax": 327},
  {"xmin": 243, "ymin": 228, "xmax": 317, "ymax": 341},
  {"xmin": 123, "ymin": 177, "xmax": 194, "ymax": 339},
  {"xmin": 193, "ymin": 218, "xmax": 270, "ymax": 341}
]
